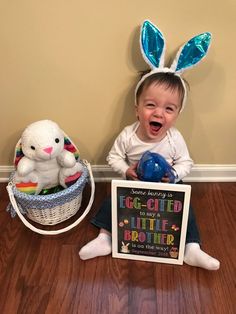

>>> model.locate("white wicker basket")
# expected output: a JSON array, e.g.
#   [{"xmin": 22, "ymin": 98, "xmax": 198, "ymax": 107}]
[
  {"xmin": 25, "ymin": 194, "xmax": 83, "ymax": 225},
  {"xmin": 7, "ymin": 160, "xmax": 95, "ymax": 235}
]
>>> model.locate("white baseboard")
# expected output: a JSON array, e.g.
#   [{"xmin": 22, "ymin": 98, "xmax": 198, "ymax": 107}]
[
  {"xmin": 92, "ymin": 164, "xmax": 236, "ymax": 182},
  {"xmin": 183, "ymin": 164, "xmax": 236, "ymax": 182},
  {"xmin": 0, "ymin": 166, "xmax": 14, "ymax": 182},
  {"xmin": 1, "ymin": 164, "xmax": 236, "ymax": 183}
]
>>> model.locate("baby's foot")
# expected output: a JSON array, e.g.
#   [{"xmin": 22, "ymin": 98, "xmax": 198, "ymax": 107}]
[
  {"xmin": 79, "ymin": 232, "xmax": 112, "ymax": 260},
  {"xmin": 184, "ymin": 243, "xmax": 220, "ymax": 270}
]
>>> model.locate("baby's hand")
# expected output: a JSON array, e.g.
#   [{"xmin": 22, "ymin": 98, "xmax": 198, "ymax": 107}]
[
  {"xmin": 161, "ymin": 174, "xmax": 171, "ymax": 183},
  {"xmin": 126, "ymin": 162, "xmax": 138, "ymax": 181}
]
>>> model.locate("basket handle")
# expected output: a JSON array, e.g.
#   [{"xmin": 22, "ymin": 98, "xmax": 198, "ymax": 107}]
[{"xmin": 6, "ymin": 160, "xmax": 95, "ymax": 235}]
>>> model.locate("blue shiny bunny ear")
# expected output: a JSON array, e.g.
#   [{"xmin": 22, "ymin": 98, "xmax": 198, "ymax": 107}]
[
  {"xmin": 140, "ymin": 20, "xmax": 166, "ymax": 69},
  {"xmin": 170, "ymin": 32, "xmax": 212, "ymax": 73}
]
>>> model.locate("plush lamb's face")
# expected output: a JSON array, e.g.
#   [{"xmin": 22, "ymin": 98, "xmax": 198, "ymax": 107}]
[{"xmin": 21, "ymin": 120, "xmax": 65, "ymax": 161}]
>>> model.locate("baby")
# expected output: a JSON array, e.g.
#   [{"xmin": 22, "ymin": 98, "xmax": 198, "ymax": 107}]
[{"xmin": 79, "ymin": 21, "xmax": 220, "ymax": 270}]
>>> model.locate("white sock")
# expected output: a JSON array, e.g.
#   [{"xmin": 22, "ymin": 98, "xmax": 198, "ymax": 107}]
[
  {"xmin": 184, "ymin": 243, "xmax": 220, "ymax": 270},
  {"xmin": 79, "ymin": 232, "xmax": 112, "ymax": 260}
]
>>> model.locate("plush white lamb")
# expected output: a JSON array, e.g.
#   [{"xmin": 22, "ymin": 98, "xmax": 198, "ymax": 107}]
[{"xmin": 14, "ymin": 120, "xmax": 83, "ymax": 194}]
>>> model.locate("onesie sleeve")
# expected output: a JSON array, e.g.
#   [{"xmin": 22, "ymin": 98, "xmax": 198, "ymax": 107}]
[
  {"xmin": 171, "ymin": 130, "xmax": 194, "ymax": 181},
  {"xmin": 106, "ymin": 127, "xmax": 131, "ymax": 178}
]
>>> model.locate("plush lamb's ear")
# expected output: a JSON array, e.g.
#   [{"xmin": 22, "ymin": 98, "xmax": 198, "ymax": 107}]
[
  {"xmin": 170, "ymin": 32, "xmax": 212, "ymax": 73},
  {"xmin": 14, "ymin": 139, "xmax": 24, "ymax": 167},
  {"xmin": 63, "ymin": 135, "xmax": 80, "ymax": 160},
  {"xmin": 140, "ymin": 20, "xmax": 166, "ymax": 69}
]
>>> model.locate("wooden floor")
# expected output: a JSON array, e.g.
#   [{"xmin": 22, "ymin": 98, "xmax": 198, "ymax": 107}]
[{"xmin": 0, "ymin": 181, "xmax": 235, "ymax": 314}]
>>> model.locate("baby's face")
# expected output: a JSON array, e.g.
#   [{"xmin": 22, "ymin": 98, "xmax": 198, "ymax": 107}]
[{"xmin": 135, "ymin": 82, "xmax": 182, "ymax": 142}]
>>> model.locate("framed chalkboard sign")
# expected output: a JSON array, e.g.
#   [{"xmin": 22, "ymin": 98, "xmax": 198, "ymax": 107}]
[{"xmin": 111, "ymin": 180, "xmax": 191, "ymax": 265}]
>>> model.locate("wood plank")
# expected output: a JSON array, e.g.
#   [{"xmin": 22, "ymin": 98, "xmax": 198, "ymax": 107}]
[{"xmin": 0, "ymin": 182, "xmax": 235, "ymax": 314}]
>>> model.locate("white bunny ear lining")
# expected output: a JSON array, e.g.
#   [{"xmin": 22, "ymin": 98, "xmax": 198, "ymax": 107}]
[
  {"xmin": 171, "ymin": 32, "xmax": 212, "ymax": 73},
  {"xmin": 136, "ymin": 20, "xmax": 212, "ymax": 111},
  {"xmin": 141, "ymin": 21, "xmax": 166, "ymax": 69}
]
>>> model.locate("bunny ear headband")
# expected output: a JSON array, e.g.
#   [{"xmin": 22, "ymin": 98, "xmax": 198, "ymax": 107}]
[{"xmin": 135, "ymin": 20, "xmax": 212, "ymax": 112}]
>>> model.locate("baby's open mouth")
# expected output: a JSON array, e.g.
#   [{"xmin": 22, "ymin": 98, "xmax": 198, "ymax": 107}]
[{"xmin": 150, "ymin": 121, "xmax": 162, "ymax": 132}]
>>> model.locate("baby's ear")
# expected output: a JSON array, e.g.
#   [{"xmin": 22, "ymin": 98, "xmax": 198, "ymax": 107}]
[
  {"xmin": 134, "ymin": 105, "xmax": 140, "ymax": 120},
  {"xmin": 170, "ymin": 32, "xmax": 212, "ymax": 73}
]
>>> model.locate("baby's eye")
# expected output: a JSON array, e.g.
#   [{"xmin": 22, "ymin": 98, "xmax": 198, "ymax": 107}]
[
  {"xmin": 166, "ymin": 107, "xmax": 174, "ymax": 112},
  {"xmin": 146, "ymin": 103, "xmax": 155, "ymax": 108},
  {"xmin": 55, "ymin": 138, "xmax": 60, "ymax": 143},
  {"xmin": 31, "ymin": 146, "xmax": 35, "ymax": 150}
]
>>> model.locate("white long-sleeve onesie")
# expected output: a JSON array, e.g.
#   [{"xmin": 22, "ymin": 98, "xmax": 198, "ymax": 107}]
[{"xmin": 107, "ymin": 122, "xmax": 193, "ymax": 181}]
